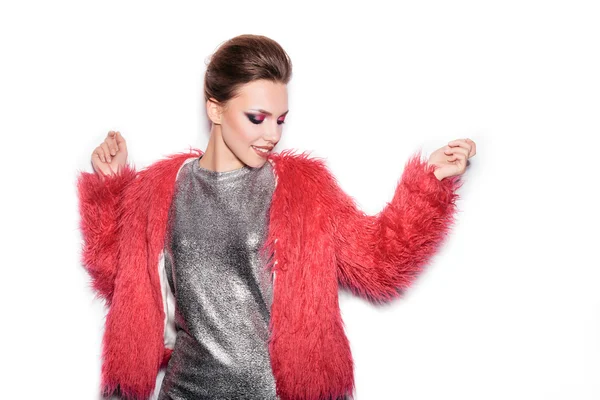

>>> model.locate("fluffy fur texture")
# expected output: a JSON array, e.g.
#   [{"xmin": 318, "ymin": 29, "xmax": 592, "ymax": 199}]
[
  {"xmin": 77, "ymin": 164, "xmax": 137, "ymax": 306},
  {"xmin": 325, "ymin": 151, "xmax": 463, "ymax": 303},
  {"xmin": 76, "ymin": 147, "xmax": 462, "ymax": 400}
]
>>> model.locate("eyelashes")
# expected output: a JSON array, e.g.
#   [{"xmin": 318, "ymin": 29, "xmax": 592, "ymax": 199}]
[{"xmin": 246, "ymin": 113, "xmax": 286, "ymax": 125}]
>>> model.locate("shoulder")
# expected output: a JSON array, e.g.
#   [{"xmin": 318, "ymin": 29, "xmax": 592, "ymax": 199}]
[
  {"xmin": 137, "ymin": 147, "xmax": 202, "ymax": 178},
  {"xmin": 125, "ymin": 147, "xmax": 202, "ymax": 197}
]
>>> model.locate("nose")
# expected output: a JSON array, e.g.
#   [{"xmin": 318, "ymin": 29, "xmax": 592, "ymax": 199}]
[{"xmin": 264, "ymin": 120, "xmax": 280, "ymax": 143}]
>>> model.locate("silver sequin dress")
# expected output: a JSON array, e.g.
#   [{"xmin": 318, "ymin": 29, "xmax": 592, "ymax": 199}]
[{"xmin": 157, "ymin": 155, "xmax": 279, "ymax": 400}]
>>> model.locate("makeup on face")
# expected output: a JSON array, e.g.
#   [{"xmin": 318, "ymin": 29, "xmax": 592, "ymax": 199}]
[
  {"xmin": 252, "ymin": 145, "xmax": 271, "ymax": 158},
  {"xmin": 245, "ymin": 108, "xmax": 288, "ymax": 158},
  {"xmin": 245, "ymin": 109, "xmax": 289, "ymax": 125}
]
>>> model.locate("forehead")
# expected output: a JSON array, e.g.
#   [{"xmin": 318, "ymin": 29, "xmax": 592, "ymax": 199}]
[{"xmin": 234, "ymin": 79, "xmax": 288, "ymax": 109}]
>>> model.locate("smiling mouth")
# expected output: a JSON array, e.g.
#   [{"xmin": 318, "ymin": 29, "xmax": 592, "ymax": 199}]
[{"xmin": 252, "ymin": 146, "xmax": 272, "ymax": 154}]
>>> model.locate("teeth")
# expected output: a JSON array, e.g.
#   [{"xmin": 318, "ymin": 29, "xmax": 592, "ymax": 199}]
[{"xmin": 253, "ymin": 146, "xmax": 270, "ymax": 153}]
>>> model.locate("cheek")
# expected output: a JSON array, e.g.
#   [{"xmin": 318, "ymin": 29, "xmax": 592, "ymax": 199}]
[{"xmin": 224, "ymin": 118, "xmax": 261, "ymax": 144}]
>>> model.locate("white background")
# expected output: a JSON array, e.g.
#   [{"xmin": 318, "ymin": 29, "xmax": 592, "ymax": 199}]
[{"xmin": 1, "ymin": 1, "xmax": 599, "ymax": 399}]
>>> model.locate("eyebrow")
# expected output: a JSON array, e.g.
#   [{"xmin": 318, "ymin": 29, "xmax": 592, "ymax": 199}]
[{"xmin": 249, "ymin": 109, "xmax": 289, "ymax": 117}]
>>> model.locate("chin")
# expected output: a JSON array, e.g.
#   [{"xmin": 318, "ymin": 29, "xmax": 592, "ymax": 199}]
[{"xmin": 248, "ymin": 147, "xmax": 272, "ymax": 166}]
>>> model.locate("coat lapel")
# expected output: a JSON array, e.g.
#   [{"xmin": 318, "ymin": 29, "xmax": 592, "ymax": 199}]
[
  {"xmin": 101, "ymin": 149, "xmax": 202, "ymax": 399},
  {"xmin": 264, "ymin": 150, "xmax": 355, "ymax": 400}
]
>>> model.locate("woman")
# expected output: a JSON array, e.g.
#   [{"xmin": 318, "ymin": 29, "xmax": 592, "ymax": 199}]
[{"xmin": 78, "ymin": 34, "xmax": 475, "ymax": 400}]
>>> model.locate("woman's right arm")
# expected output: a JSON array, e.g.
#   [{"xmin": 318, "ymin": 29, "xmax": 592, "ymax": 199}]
[{"xmin": 76, "ymin": 131, "xmax": 136, "ymax": 306}]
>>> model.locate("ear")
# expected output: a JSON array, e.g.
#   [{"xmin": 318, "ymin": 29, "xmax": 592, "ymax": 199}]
[{"xmin": 206, "ymin": 98, "xmax": 224, "ymax": 125}]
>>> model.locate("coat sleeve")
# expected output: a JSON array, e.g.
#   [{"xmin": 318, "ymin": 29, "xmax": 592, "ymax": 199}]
[
  {"xmin": 76, "ymin": 164, "xmax": 137, "ymax": 305},
  {"xmin": 324, "ymin": 151, "xmax": 463, "ymax": 304}
]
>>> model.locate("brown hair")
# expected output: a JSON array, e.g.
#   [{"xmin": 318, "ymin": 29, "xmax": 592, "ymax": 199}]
[{"xmin": 203, "ymin": 34, "xmax": 293, "ymax": 108}]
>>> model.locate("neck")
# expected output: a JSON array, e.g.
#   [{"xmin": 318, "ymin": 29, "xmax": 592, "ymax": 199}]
[{"xmin": 199, "ymin": 124, "xmax": 245, "ymax": 172}]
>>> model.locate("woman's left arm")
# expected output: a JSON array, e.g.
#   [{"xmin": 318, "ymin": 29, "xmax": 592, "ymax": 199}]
[{"xmin": 326, "ymin": 139, "xmax": 476, "ymax": 303}]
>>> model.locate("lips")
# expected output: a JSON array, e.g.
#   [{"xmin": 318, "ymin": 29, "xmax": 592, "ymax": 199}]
[
  {"xmin": 252, "ymin": 145, "xmax": 272, "ymax": 152},
  {"xmin": 252, "ymin": 145, "xmax": 272, "ymax": 157}
]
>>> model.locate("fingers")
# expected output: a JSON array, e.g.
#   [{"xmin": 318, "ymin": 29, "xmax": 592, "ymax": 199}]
[
  {"xmin": 91, "ymin": 150, "xmax": 111, "ymax": 179},
  {"xmin": 100, "ymin": 142, "xmax": 113, "ymax": 163},
  {"xmin": 91, "ymin": 130, "xmax": 126, "ymax": 178},
  {"xmin": 114, "ymin": 131, "xmax": 126, "ymax": 149},
  {"xmin": 448, "ymin": 138, "xmax": 476, "ymax": 158},
  {"xmin": 92, "ymin": 141, "xmax": 112, "ymax": 163},
  {"xmin": 448, "ymin": 152, "xmax": 467, "ymax": 163},
  {"xmin": 444, "ymin": 144, "xmax": 469, "ymax": 160},
  {"xmin": 92, "ymin": 150, "xmax": 105, "ymax": 164},
  {"xmin": 443, "ymin": 144, "xmax": 469, "ymax": 168},
  {"xmin": 93, "ymin": 146, "xmax": 106, "ymax": 163},
  {"xmin": 96, "ymin": 130, "xmax": 126, "ymax": 164},
  {"xmin": 105, "ymin": 131, "xmax": 120, "ymax": 156}
]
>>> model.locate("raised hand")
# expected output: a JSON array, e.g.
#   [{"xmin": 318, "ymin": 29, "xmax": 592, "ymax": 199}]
[
  {"xmin": 427, "ymin": 138, "xmax": 476, "ymax": 180},
  {"xmin": 91, "ymin": 131, "xmax": 129, "ymax": 178}
]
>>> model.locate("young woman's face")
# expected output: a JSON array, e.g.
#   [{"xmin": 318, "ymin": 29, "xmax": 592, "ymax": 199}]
[{"xmin": 214, "ymin": 79, "xmax": 289, "ymax": 168}]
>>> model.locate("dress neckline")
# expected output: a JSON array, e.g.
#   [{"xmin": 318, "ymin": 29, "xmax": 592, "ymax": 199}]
[{"xmin": 193, "ymin": 155, "xmax": 254, "ymax": 179}]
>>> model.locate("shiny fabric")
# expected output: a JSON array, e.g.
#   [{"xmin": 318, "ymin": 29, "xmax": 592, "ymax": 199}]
[{"xmin": 157, "ymin": 156, "xmax": 279, "ymax": 400}]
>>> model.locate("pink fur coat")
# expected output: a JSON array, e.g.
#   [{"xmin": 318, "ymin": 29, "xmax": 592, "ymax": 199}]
[{"xmin": 76, "ymin": 147, "xmax": 463, "ymax": 400}]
